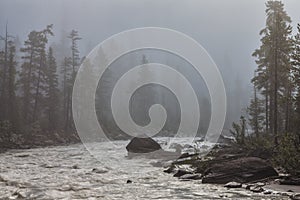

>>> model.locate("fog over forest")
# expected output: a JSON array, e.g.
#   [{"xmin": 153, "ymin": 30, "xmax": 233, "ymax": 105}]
[
  {"xmin": 1, "ymin": 0, "xmax": 300, "ymax": 130},
  {"xmin": 2, "ymin": 1, "xmax": 300, "ymax": 199}
]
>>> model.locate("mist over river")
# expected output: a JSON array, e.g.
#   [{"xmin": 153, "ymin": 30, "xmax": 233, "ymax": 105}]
[{"xmin": 0, "ymin": 139, "xmax": 289, "ymax": 199}]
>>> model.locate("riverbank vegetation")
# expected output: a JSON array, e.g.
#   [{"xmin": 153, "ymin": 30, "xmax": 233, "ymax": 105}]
[{"xmin": 231, "ymin": 1, "xmax": 300, "ymax": 176}]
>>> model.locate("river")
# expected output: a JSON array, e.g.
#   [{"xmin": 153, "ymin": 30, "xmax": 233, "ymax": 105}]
[{"xmin": 0, "ymin": 140, "xmax": 289, "ymax": 199}]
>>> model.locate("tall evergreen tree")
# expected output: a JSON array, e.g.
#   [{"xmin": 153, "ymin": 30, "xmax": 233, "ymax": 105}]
[
  {"xmin": 61, "ymin": 56, "xmax": 72, "ymax": 130},
  {"xmin": 19, "ymin": 25, "xmax": 53, "ymax": 124},
  {"xmin": 68, "ymin": 30, "xmax": 81, "ymax": 77},
  {"xmin": 292, "ymin": 24, "xmax": 300, "ymax": 136},
  {"xmin": 64, "ymin": 30, "xmax": 81, "ymax": 132},
  {"xmin": 247, "ymin": 82, "xmax": 265, "ymax": 137},
  {"xmin": 7, "ymin": 40, "xmax": 18, "ymax": 127},
  {"xmin": 252, "ymin": 1, "xmax": 293, "ymax": 145},
  {"xmin": 45, "ymin": 47, "xmax": 59, "ymax": 131},
  {"xmin": 0, "ymin": 23, "xmax": 14, "ymax": 121}
]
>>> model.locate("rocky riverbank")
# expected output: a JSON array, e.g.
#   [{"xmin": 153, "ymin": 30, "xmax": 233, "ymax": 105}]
[
  {"xmin": 126, "ymin": 137, "xmax": 300, "ymax": 199},
  {"xmin": 163, "ymin": 144, "xmax": 300, "ymax": 199}
]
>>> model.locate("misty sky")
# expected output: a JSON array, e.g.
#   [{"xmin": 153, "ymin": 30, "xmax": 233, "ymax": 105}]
[
  {"xmin": 1, "ymin": 0, "xmax": 300, "ymax": 123},
  {"xmin": 1, "ymin": 0, "xmax": 300, "ymax": 76},
  {"xmin": 1, "ymin": 0, "xmax": 300, "ymax": 80}
]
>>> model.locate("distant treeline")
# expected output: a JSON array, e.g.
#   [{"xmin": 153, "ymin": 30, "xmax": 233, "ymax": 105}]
[
  {"xmin": 0, "ymin": 22, "xmax": 213, "ymax": 147},
  {"xmin": 0, "ymin": 24, "xmax": 82, "ymax": 147}
]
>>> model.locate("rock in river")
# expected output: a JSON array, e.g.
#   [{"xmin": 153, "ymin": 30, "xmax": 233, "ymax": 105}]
[
  {"xmin": 179, "ymin": 174, "xmax": 202, "ymax": 180},
  {"xmin": 202, "ymin": 157, "xmax": 278, "ymax": 184},
  {"xmin": 126, "ymin": 137, "xmax": 162, "ymax": 154},
  {"xmin": 291, "ymin": 193, "xmax": 300, "ymax": 200},
  {"xmin": 280, "ymin": 177, "xmax": 300, "ymax": 186},
  {"xmin": 224, "ymin": 182, "xmax": 242, "ymax": 188},
  {"xmin": 173, "ymin": 169, "xmax": 193, "ymax": 177}
]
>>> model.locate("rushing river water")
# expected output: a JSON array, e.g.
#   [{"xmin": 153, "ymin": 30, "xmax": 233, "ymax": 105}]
[{"xmin": 0, "ymin": 140, "xmax": 290, "ymax": 200}]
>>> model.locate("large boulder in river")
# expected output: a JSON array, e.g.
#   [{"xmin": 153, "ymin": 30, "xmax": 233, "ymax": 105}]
[
  {"xmin": 202, "ymin": 157, "xmax": 278, "ymax": 184},
  {"xmin": 126, "ymin": 137, "xmax": 162, "ymax": 154}
]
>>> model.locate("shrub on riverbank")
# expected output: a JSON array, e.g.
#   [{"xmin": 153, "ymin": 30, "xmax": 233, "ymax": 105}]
[
  {"xmin": 275, "ymin": 133, "xmax": 300, "ymax": 176},
  {"xmin": 230, "ymin": 119, "xmax": 300, "ymax": 176}
]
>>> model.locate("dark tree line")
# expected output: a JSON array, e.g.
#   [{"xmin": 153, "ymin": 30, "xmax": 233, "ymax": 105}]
[
  {"xmin": 232, "ymin": 1, "xmax": 300, "ymax": 175},
  {"xmin": 0, "ymin": 24, "xmax": 82, "ymax": 147}
]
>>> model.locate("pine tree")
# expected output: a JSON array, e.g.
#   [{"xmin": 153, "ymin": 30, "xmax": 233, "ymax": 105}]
[
  {"xmin": 61, "ymin": 56, "xmax": 72, "ymax": 129},
  {"xmin": 0, "ymin": 50, "xmax": 5, "ymax": 119},
  {"xmin": 7, "ymin": 40, "xmax": 18, "ymax": 127},
  {"xmin": 247, "ymin": 82, "xmax": 265, "ymax": 137},
  {"xmin": 45, "ymin": 47, "xmax": 59, "ymax": 131},
  {"xmin": 252, "ymin": 1, "xmax": 293, "ymax": 145},
  {"xmin": 64, "ymin": 30, "xmax": 81, "ymax": 132},
  {"xmin": 292, "ymin": 24, "xmax": 300, "ymax": 136},
  {"xmin": 19, "ymin": 25, "xmax": 53, "ymax": 124},
  {"xmin": 68, "ymin": 30, "xmax": 81, "ymax": 77},
  {"xmin": 230, "ymin": 116, "xmax": 247, "ymax": 145},
  {"xmin": 137, "ymin": 54, "xmax": 150, "ymax": 118},
  {"xmin": 0, "ymin": 23, "xmax": 14, "ymax": 121}
]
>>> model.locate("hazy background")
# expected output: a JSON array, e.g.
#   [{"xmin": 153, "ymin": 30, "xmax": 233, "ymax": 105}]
[{"xmin": 1, "ymin": 0, "xmax": 300, "ymax": 130}]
